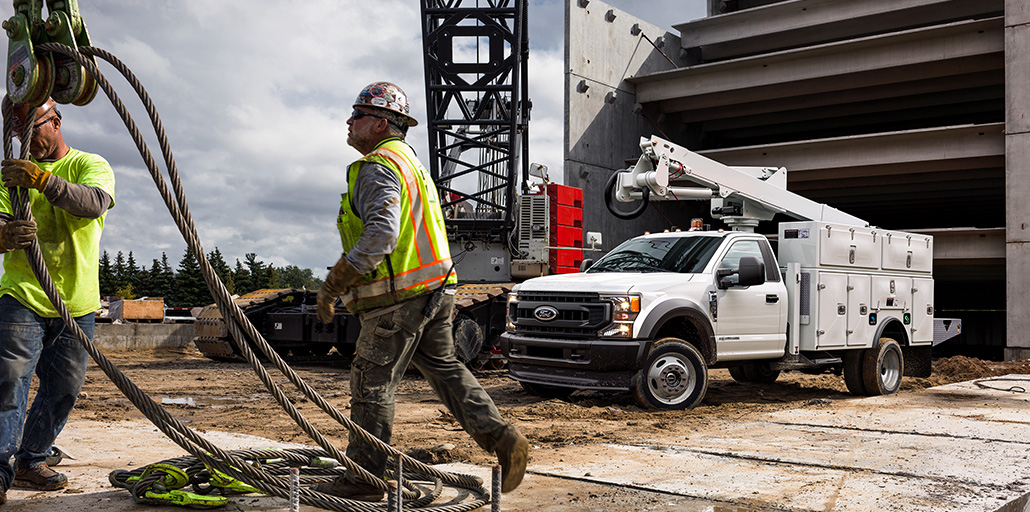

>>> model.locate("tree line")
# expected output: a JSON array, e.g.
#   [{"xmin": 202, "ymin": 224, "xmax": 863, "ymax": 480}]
[{"xmin": 99, "ymin": 247, "xmax": 324, "ymax": 307}]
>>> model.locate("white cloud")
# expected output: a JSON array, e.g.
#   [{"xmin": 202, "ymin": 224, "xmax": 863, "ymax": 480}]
[{"xmin": 7, "ymin": 0, "xmax": 702, "ymax": 278}]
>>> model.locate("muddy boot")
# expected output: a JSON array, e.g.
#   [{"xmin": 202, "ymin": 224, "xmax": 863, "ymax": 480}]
[
  {"xmin": 14, "ymin": 463, "xmax": 67, "ymax": 491},
  {"xmin": 495, "ymin": 427, "xmax": 529, "ymax": 492},
  {"xmin": 313, "ymin": 476, "xmax": 385, "ymax": 502}
]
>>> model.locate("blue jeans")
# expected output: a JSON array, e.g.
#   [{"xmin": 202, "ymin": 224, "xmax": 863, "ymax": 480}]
[{"xmin": 0, "ymin": 295, "xmax": 92, "ymax": 491}]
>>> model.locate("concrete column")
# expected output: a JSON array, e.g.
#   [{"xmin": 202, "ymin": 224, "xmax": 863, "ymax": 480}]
[{"xmin": 1005, "ymin": 0, "xmax": 1030, "ymax": 360}]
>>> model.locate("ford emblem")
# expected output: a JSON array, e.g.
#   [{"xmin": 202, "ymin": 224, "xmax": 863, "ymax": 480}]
[{"xmin": 533, "ymin": 305, "xmax": 558, "ymax": 322}]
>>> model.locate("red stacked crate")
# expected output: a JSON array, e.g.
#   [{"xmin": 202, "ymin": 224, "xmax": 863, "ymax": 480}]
[{"xmin": 547, "ymin": 183, "xmax": 583, "ymax": 274}]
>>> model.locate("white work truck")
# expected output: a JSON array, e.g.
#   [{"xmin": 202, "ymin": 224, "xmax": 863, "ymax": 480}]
[{"xmin": 499, "ymin": 136, "xmax": 937, "ymax": 410}]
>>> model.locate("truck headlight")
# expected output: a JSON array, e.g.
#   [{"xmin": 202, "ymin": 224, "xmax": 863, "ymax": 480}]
[
  {"xmin": 599, "ymin": 294, "xmax": 640, "ymax": 338},
  {"xmin": 505, "ymin": 292, "xmax": 518, "ymax": 332}
]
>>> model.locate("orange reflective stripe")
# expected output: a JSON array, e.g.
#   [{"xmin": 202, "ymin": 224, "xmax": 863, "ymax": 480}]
[
  {"xmin": 378, "ymin": 148, "xmax": 437, "ymax": 266},
  {"xmin": 381, "ymin": 146, "xmax": 440, "ymax": 265}
]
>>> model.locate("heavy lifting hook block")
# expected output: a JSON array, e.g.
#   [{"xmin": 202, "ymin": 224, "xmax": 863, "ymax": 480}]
[{"xmin": 3, "ymin": 0, "xmax": 97, "ymax": 106}]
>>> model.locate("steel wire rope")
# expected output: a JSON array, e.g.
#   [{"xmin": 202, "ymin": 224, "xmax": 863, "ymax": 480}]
[
  {"xmin": 76, "ymin": 43, "xmax": 488, "ymax": 504},
  {"xmin": 7, "ymin": 42, "xmax": 488, "ymax": 511},
  {"xmin": 67, "ymin": 42, "xmax": 489, "ymax": 511},
  {"xmin": 20, "ymin": 45, "xmax": 391, "ymax": 511},
  {"xmin": 4, "ymin": 83, "xmax": 367, "ymax": 512},
  {"xmin": 36, "ymin": 40, "xmax": 482, "ymax": 510}
]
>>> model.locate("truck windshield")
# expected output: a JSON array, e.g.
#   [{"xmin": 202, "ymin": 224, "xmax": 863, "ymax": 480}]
[{"xmin": 587, "ymin": 236, "xmax": 723, "ymax": 274}]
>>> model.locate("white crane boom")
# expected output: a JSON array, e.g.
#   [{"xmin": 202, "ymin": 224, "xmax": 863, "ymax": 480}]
[{"xmin": 609, "ymin": 135, "xmax": 868, "ymax": 230}]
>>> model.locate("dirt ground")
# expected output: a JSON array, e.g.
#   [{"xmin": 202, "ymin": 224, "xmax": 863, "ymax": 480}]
[{"xmin": 70, "ymin": 347, "xmax": 1030, "ymax": 473}]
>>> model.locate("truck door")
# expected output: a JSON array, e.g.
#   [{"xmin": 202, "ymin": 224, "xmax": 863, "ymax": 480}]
[{"xmin": 715, "ymin": 239, "xmax": 787, "ymax": 360}]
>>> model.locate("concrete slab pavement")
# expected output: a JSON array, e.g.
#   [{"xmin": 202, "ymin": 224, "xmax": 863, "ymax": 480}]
[{"xmin": 5, "ymin": 377, "xmax": 1030, "ymax": 511}]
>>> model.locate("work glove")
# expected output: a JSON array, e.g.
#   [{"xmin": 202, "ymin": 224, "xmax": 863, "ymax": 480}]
[
  {"xmin": 316, "ymin": 255, "xmax": 362, "ymax": 323},
  {"xmin": 1, "ymin": 159, "xmax": 51, "ymax": 191},
  {"xmin": 0, "ymin": 219, "xmax": 37, "ymax": 252}
]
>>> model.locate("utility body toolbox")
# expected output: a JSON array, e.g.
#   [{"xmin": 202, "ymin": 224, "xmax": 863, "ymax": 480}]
[{"xmin": 778, "ymin": 221, "xmax": 934, "ymax": 352}]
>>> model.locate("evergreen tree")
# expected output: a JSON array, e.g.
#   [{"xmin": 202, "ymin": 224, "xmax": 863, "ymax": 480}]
[
  {"xmin": 148, "ymin": 253, "xmax": 175, "ymax": 301},
  {"xmin": 99, "ymin": 250, "xmax": 115, "ymax": 297},
  {"xmin": 126, "ymin": 251, "xmax": 142, "ymax": 297},
  {"xmin": 207, "ymin": 247, "xmax": 234, "ymax": 294},
  {"xmin": 134, "ymin": 260, "xmax": 152, "ymax": 298},
  {"xmin": 233, "ymin": 258, "xmax": 252, "ymax": 295},
  {"xmin": 244, "ymin": 253, "xmax": 269, "ymax": 290},
  {"xmin": 113, "ymin": 251, "xmax": 128, "ymax": 295},
  {"xmin": 172, "ymin": 248, "xmax": 208, "ymax": 307},
  {"xmin": 267, "ymin": 266, "xmax": 281, "ymax": 289}
]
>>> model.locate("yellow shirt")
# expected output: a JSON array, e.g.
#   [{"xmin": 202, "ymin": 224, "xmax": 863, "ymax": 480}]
[{"xmin": 0, "ymin": 148, "xmax": 115, "ymax": 317}]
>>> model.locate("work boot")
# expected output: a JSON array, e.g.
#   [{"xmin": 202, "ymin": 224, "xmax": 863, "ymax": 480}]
[
  {"xmin": 313, "ymin": 476, "xmax": 384, "ymax": 502},
  {"xmin": 495, "ymin": 427, "xmax": 529, "ymax": 492},
  {"xmin": 14, "ymin": 463, "xmax": 67, "ymax": 491}
]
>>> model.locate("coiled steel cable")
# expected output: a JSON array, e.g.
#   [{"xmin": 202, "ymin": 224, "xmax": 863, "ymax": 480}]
[{"xmin": 2, "ymin": 41, "xmax": 489, "ymax": 511}]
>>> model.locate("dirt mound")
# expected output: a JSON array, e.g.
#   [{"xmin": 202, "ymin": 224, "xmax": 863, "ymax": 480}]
[{"xmin": 933, "ymin": 355, "xmax": 995, "ymax": 380}]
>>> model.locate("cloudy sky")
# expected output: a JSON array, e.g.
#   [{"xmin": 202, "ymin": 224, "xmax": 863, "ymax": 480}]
[{"xmin": 9, "ymin": 0, "xmax": 705, "ymax": 276}]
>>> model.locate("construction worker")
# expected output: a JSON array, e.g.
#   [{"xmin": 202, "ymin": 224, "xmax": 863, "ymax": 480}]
[
  {"xmin": 0, "ymin": 96, "xmax": 115, "ymax": 505},
  {"xmin": 315, "ymin": 82, "xmax": 528, "ymax": 501}
]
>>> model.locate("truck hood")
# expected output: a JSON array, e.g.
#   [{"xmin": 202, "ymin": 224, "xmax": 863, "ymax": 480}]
[{"xmin": 514, "ymin": 272, "xmax": 698, "ymax": 294}]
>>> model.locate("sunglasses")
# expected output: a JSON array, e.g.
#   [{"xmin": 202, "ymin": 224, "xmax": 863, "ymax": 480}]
[
  {"xmin": 350, "ymin": 109, "xmax": 386, "ymax": 121},
  {"xmin": 12, "ymin": 107, "xmax": 61, "ymax": 136}
]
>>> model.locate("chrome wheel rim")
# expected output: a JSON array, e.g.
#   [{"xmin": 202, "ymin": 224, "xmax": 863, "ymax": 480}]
[{"xmin": 646, "ymin": 353, "xmax": 696, "ymax": 405}]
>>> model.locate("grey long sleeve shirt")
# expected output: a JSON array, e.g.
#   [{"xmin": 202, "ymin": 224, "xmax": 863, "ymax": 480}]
[
  {"xmin": 0, "ymin": 174, "xmax": 112, "ymax": 229},
  {"xmin": 343, "ymin": 161, "xmax": 402, "ymax": 275}
]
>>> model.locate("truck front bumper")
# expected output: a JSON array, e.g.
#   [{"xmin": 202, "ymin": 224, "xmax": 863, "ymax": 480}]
[{"xmin": 499, "ymin": 332, "xmax": 649, "ymax": 391}]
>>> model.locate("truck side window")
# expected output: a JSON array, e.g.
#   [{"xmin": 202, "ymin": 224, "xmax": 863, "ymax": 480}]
[{"xmin": 718, "ymin": 240, "xmax": 765, "ymax": 285}]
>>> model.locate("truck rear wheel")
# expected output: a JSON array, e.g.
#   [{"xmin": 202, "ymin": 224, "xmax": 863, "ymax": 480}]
[
  {"xmin": 843, "ymin": 350, "xmax": 866, "ymax": 395},
  {"xmin": 862, "ymin": 337, "xmax": 903, "ymax": 395},
  {"xmin": 728, "ymin": 362, "xmax": 780, "ymax": 383},
  {"xmin": 633, "ymin": 338, "xmax": 708, "ymax": 410}
]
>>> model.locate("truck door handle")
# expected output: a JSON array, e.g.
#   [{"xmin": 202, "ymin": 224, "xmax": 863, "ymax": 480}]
[{"xmin": 766, "ymin": 294, "xmax": 779, "ymax": 304}]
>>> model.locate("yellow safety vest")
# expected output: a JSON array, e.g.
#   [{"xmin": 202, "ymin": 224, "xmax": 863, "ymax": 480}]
[{"xmin": 337, "ymin": 138, "xmax": 456, "ymax": 312}]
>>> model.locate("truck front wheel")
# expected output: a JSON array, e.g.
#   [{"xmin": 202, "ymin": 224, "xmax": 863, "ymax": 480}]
[{"xmin": 633, "ymin": 338, "xmax": 708, "ymax": 410}]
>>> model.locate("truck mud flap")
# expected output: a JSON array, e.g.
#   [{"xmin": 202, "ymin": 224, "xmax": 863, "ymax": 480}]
[{"xmin": 902, "ymin": 345, "xmax": 932, "ymax": 378}]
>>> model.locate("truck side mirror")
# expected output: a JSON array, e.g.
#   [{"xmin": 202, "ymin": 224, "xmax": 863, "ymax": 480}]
[
  {"xmin": 737, "ymin": 256, "xmax": 766, "ymax": 287},
  {"xmin": 716, "ymin": 256, "xmax": 766, "ymax": 289},
  {"xmin": 580, "ymin": 259, "xmax": 594, "ymax": 272},
  {"xmin": 716, "ymin": 268, "xmax": 735, "ymax": 289}
]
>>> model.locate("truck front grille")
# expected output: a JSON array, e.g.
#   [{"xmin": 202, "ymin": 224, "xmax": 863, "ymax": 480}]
[{"xmin": 511, "ymin": 292, "xmax": 611, "ymax": 337}]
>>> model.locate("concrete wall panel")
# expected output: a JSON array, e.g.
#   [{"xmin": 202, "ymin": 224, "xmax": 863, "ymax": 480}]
[
  {"xmin": 633, "ymin": 18, "xmax": 1004, "ymax": 107},
  {"xmin": 679, "ymin": 0, "xmax": 1003, "ymax": 62},
  {"xmin": 565, "ymin": 0, "xmax": 682, "ymax": 169},
  {"xmin": 1006, "ymin": 24, "xmax": 1030, "ymax": 134},
  {"xmin": 924, "ymin": 229, "xmax": 1006, "ymax": 260},
  {"xmin": 566, "ymin": 0, "xmax": 694, "ymax": 242},
  {"xmin": 1005, "ymin": 133, "xmax": 1030, "ymax": 243},
  {"xmin": 93, "ymin": 323, "xmax": 195, "ymax": 351},
  {"xmin": 701, "ymin": 124, "xmax": 1004, "ymax": 173},
  {"xmin": 1006, "ymin": 242, "xmax": 1030, "ymax": 350},
  {"xmin": 1008, "ymin": 0, "xmax": 1029, "ymax": 26}
]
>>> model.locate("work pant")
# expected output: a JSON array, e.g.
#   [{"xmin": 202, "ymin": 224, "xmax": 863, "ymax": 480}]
[
  {"xmin": 346, "ymin": 291, "xmax": 511, "ymax": 478},
  {"xmin": 0, "ymin": 295, "xmax": 92, "ymax": 491}
]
